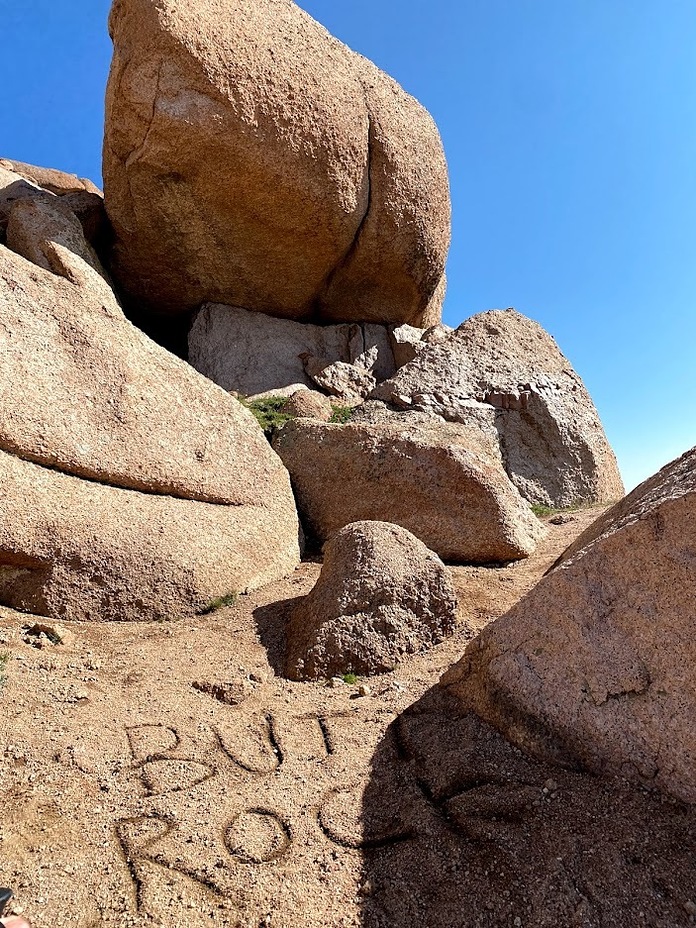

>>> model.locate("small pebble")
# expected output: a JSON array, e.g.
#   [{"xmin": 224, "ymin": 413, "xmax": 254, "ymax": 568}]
[{"xmin": 357, "ymin": 684, "xmax": 371, "ymax": 697}]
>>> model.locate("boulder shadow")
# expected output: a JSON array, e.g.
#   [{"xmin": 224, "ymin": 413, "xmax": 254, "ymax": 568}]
[
  {"xmin": 359, "ymin": 684, "xmax": 696, "ymax": 928},
  {"xmin": 252, "ymin": 595, "xmax": 304, "ymax": 677}
]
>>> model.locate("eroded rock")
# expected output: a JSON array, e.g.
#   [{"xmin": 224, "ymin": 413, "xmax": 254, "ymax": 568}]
[
  {"xmin": 104, "ymin": 0, "xmax": 450, "ymax": 324},
  {"xmin": 444, "ymin": 446, "xmax": 696, "ymax": 802},
  {"xmin": 286, "ymin": 521, "xmax": 457, "ymax": 679},
  {"xmin": 273, "ymin": 416, "xmax": 545, "ymax": 562},
  {"xmin": 373, "ymin": 308, "xmax": 624, "ymax": 508}
]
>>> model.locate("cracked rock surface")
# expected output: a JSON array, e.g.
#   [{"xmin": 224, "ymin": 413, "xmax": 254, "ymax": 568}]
[{"xmin": 444, "ymin": 445, "xmax": 696, "ymax": 803}]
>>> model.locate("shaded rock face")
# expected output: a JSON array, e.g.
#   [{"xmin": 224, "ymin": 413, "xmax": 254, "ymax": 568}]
[
  {"xmin": 373, "ymin": 308, "xmax": 624, "ymax": 508},
  {"xmin": 103, "ymin": 0, "xmax": 450, "ymax": 325},
  {"xmin": 444, "ymin": 446, "xmax": 696, "ymax": 803},
  {"xmin": 0, "ymin": 244, "xmax": 300, "ymax": 621},
  {"xmin": 287, "ymin": 521, "xmax": 458, "ymax": 680},
  {"xmin": 273, "ymin": 417, "xmax": 545, "ymax": 563},
  {"xmin": 188, "ymin": 303, "xmax": 396, "ymax": 397}
]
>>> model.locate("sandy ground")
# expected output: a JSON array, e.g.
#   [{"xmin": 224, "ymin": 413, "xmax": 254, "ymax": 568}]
[{"xmin": 0, "ymin": 507, "xmax": 695, "ymax": 928}]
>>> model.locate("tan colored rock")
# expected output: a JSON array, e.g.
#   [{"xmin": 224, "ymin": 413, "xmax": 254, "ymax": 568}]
[
  {"xmin": 103, "ymin": 0, "xmax": 449, "ymax": 325},
  {"xmin": 7, "ymin": 196, "xmax": 109, "ymax": 285},
  {"xmin": 0, "ymin": 158, "xmax": 101, "ymax": 196},
  {"xmin": 373, "ymin": 308, "xmax": 624, "ymax": 508},
  {"xmin": 273, "ymin": 417, "xmax": 545, "ymax": 562},
  {"xmin": 302, "ymin": 356, "xmax": 376, "ymax": 402},
  {"xmin": 287, "ymin": 521, "xmax": 457, "ymax": 680},
  {"xmin": 444, "ymin": 446, "xmax": 696, "ymax": 803},
  {"xmin": 0, "ymin": 245, "xmax": 300, "ymax": 619},
  {"xmin": 0, "ymin": 449, "xmax": 297, "ymax": 623},
  {"xmin": 283, "ymin": 391, "xmax": 334, "ymax": 422},
  {"xmin": 317, "ymin": 58, "xmax": 451, "ymax": 325},
  {"xmin": 0, "ymin": 245, "xmax": 298, "ymax": 506},
  {"xmin": 0, "ymin": 164, "xmax": 43, "ymax": 234}
]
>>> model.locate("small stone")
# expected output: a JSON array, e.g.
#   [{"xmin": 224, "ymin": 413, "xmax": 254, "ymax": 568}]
[
  {"xmin": 357, "ymin": 684, "xmax": 371, "ymax": 697},
  {"xmin": 544, "ymin": 778, "xmax": 559, "ymax": 792},
  {"xmin": 328, "ymin": 677, "xmax": 345, "ymax": 688},
  {"xmin": 684, "ymin": 900, "xmax": 696, "ymax": 916}
]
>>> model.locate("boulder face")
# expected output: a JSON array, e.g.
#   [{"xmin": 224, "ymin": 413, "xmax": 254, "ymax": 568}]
[
  {"xmin": 443, "ymin": 446, "xmax": 696, "ymax": 803},
  {"xmin": 373, "ymin": 308, "xmax": 624, "ymax": 508},
  {"xmin": 273, "ymin": 416, "xmax": 545, "ymax": 563},
  {"xmin": 286, "ymin": 521, "xmax": 458, "ymax": 680},
  {"xmin": 103, "ymin": 0, "xmax": 450, "ymax": 325},
  {"xmin": 0, "ymin": 244, "xmax": 300, "ymax": 620},
  {"xmin": 188, "ymin": 304, "xmax": 396, "ymax": 398}
]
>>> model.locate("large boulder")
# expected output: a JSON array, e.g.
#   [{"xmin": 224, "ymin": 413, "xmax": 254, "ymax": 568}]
[
  {"xmin": 0, "ymin": 244, "xmax": 300, "ymax": 619},
  {"xmin": 373, "ymin": 308, "xmax": 624, "ymax": 508},
  {"xmin": 286, "ymin": 521, "xmax": 458, "ymax": 680},
  {"xmin": 273, "ymin": 416, "xmax": 545, "ymax": 562},
  {"xmin": 444, "ymin": 446, "xmax": 696, "ymax": 803},
  {"xmin": 188, "ymin": 304, "xmax": 396, "ymax": 397},
  {"xmin": 103, "ymin": 0, "xmax": 450, "ymax": 325}
]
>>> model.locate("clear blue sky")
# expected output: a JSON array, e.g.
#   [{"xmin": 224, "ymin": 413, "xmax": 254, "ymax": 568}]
[{"xmin": 1, "ymin": 0, "xmax": 695, "ymax": 490}]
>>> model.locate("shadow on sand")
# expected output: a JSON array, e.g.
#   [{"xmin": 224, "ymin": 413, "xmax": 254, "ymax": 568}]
[
  {"xmin": 358, "ymin": 684, "xmax": 696, "ymax": 928},
  {"xmin": 253, "ymin": 595, "xmax": 304, "ymax": 677}
]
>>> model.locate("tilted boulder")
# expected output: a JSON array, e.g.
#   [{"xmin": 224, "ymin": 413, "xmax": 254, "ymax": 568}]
[
  {"xmin": 0, "ymin": 245, "xmax": 300, "ymax": 620},
  {"xmin": 443, "ymin": 446, "xmax": 696, "ymax": 803},
  {"xmin": 287, "ymin": 521, "xmax": 458, "ymax": 680},
  {"xmin": 373, "ymin": 308, "xmax": 624, "ymax": 508},
  {"xmin": 103, "ymin": 0, "xmax": 450, "ymax": 324},
  {"xmin": 273, "ymin": 416, "xmax": 545, "ymax": 563},
  {"xmin": 188, "ymin": 303, "xmax": 396, "ymax": 398}
]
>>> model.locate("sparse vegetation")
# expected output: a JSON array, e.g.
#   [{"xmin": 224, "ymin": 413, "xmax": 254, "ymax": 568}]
[
  {"xmin": 0, "ymin": 652, "xmax": 8, "ymax": 690},
  {"xmin": 530, "ymin": 499, "xmax": 606, "ymax": 519},
  {"xmin": 238, "ymin": 396, "xmax": 293, "ymax": 437},
  {"xmin": 342, "ymin": 672, "xmax": 359, "ymax": 685},
  {"xmin": 199, "ymin": 592, "xmax": 238, "ymax": 615},
  {"xmin": 329, "ymin": 404, "xmax": 353, "ymax": 424}
]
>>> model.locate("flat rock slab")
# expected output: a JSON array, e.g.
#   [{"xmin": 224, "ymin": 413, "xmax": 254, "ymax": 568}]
[
  {"xmin": 273, "ymin": 416, "xmax": 545, "ymax": 563},
  {"xmin": 444, "ymin": 445, "xmax": 696, "ymax": 803}
]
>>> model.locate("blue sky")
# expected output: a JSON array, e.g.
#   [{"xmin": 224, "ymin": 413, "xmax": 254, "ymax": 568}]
[{"xmin": 1, "ymin": 0, "xmax": 695, "ymax": 490}]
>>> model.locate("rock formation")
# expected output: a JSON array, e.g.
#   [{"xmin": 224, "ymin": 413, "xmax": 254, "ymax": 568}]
[
  {"xmin": 373, "ymin": 308, "xmax": 624, "ymax": 508},
  {"xmin": 444, "ymin": 446, "xmax": 696, "ymax": 802},
  {"xmin": 0, "ymin": 241, "xmax": 300, "ymax": 621},
  {"xmin": 103, "ymin": 0, "xmax": 450, "ymax": 325},
  {"xmin": 286, "ymin": 521, "xmax": 457, "ymax": 680},
  {"xmin": 273, "ymin": 416, "xmax": 545, "ymax": 562},
  {"xmin": 188, "ymin": 304, "xmax": 396, "ymax": 398}
]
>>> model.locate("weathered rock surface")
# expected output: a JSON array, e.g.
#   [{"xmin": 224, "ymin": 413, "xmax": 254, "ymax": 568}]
[
  {"xmin": 0, "ymin": 245, "xmax": 300, "ymax": 618},
  {"xmin": 104, "ymin": 0, "xmax": 450, "ymax": 324},
  {"xmin": 7, "ymin": 196, "xmax": 109, "ymax": 284},
  {"xmin": 188, "ymin": 303, "xmax": 395, "ymax": 397},
  {"xmin": 286, "ymin": 521, "xmax": 458, "ymax": 680},
  {"xmin": 301, "ymin": 356, "xmax": 376, "ymax": 403},
  {"xmin": 0, "ymin": 449, "xmax": 296, "ymax": 623},
  {"xmin": 444, "ymin": 446, "xmax": 696, "ymax": 802},
  {"xmin": 273, "ymin": 417, "xmax": 545, "ymax": 562},
  {"xmin": 0, "ymin": 160, "xmax": 106, "ymax": 248},
  {"xmin": 0, "ymin": 158, "xmax": 101, "ymax": 196},
  {"xmin": 283, "ymin": 391, "xmax": 334, "ymax": 422},
  {"xmin": 373, "ymin": 308, "xmax": 624, "ymax": 508}
]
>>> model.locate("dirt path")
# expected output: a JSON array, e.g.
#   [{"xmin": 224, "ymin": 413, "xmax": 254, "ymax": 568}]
[{"xmin": 0, "ymin": 508, "xmax": 694, "ymax": 928}]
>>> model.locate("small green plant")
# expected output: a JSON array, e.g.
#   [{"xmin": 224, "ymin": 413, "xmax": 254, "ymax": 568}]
[
  {"xmin": 342, "ymin": 672, "xmax": 359, "ymax": 686},
  {"xmin": 238, "ymin": 396, "xmax": 293, "ymax": 438},
  {"xmin": 329, "ymin": 405, "xmax": 353, "ymax": 425},
  {"xmin": 531, "ymin": 503, "xmax": 558, "ymax": 518},
  {"xmin": 0, "ymin": 652, "xmax": 8, "ymax": 690},
  {"xmin": 199, "ymin": 592, "xmax": 238, "ymax": 615}
]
